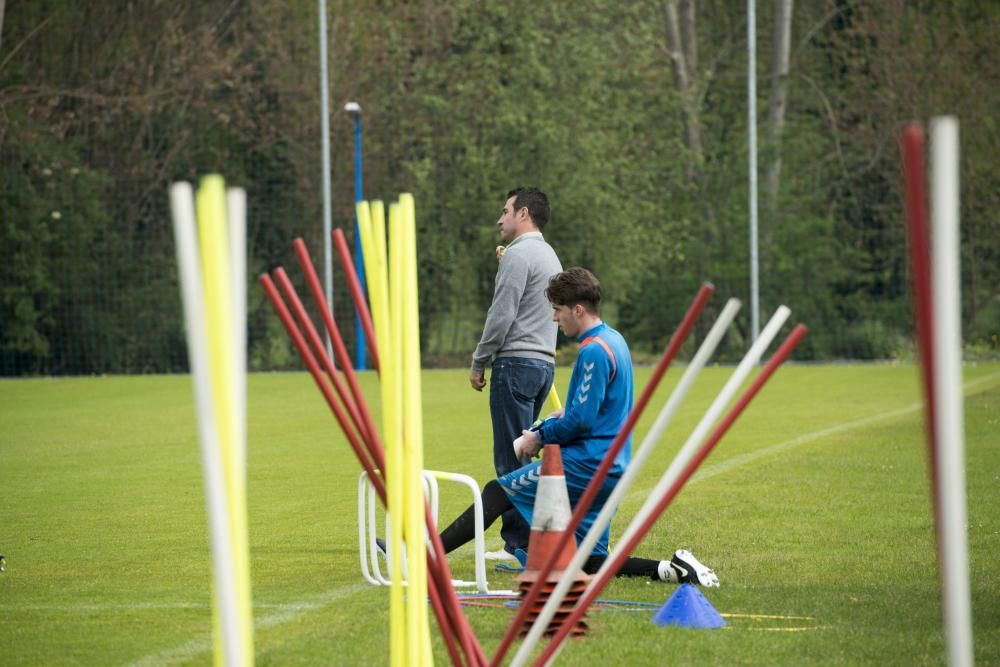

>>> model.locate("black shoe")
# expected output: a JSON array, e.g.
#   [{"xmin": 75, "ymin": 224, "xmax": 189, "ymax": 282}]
[{"xmin": 374, "ymin": 538, "xmax": 387, "ymax": 560}]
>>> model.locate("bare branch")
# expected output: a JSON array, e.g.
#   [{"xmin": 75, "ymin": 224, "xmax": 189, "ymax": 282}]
[
  {"xmin": 764, "ymin": 0, "xmax": 794, "ymax": 211},
  {"xmin": 662, "ymin": 0, "xmax": 689, "ymax": 93},
  {"xmin": 0, "ymin": 15, "xmax": 53, "ymax": 74},
  {"xmin": 661, "ymin": 0, "xmax": 703, "ymax": 174},
  {"xmin": 679, "ymin": 0, "xmax": 697, "ymax": 79}
]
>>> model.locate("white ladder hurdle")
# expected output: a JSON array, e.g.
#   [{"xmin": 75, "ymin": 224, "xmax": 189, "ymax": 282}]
[{"xmin": 357, "ymin": 469, "xmax": 515, "ymax": 595}]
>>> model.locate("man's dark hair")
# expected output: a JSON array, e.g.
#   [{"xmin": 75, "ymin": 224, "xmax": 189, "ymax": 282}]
[
  {"xmin": 507, "ymin": 187, "xmax": 550, "ymax": 230},
  {"xmin": 546, "ymin": 267, "xmax": 602, "ymax": 315}
]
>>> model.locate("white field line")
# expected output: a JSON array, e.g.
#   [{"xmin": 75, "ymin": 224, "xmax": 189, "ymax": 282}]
[
  {"xmin": 681, "ymin": 369, "xmax": 1000, "ymax": 488},
  {"xmin": 4, "ymin": 600, "xmax": 352, "ymax": 612},
  {"xmin": 127, "ymin": 582, "xmax": 368, "ymax": 667},
  {"xmin": 6, "ymin": 602, "xmax": 210, "ymax": 611}
]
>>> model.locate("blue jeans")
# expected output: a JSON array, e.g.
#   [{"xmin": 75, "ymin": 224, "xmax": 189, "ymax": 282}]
[{"xmin": 489, "ymin": 357, "xmax": 555, "ymax": 553}]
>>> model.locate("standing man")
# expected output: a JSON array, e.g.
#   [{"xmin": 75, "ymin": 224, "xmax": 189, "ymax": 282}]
[{"xmin": 471, "ymin": 187, "xmax": 562, "ymax": 561}]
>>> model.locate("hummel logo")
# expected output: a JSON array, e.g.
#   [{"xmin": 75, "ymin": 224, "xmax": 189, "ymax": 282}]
[
  {"xmin": 511, "ymin": 469, "xmax": 540, "ymax": 491},
  {"xmin": 584, "ymin": 362, "xmax": 594, "ymax": 371}
]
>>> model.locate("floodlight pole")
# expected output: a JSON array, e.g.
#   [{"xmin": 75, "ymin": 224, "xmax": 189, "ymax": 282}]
[
  {"xmin": 318, "ymin": 0, "xmax": 334, "ymax": 362},
  {"xmin": 748, "ymin": 0, "xmax": 761, "ymax": 345},
  {"xmin": 345, "ymin": 101, "xmax": 367, "ymax": 371}
]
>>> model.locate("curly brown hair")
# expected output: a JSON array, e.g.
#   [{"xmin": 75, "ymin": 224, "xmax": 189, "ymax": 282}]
[{"xmin": 546, "ymin": 267, "xmax": 601, "ymax": 315}]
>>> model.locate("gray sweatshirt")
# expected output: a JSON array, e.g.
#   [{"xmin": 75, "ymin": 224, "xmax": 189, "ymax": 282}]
[{"xmin": 471, "ymin": 232, "xmax": 562, "ymax": 373}]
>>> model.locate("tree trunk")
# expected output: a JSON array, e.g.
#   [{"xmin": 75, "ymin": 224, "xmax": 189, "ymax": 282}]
[
  {"xmin": 679, "ymin": 0, "xmax": 697, "ymax": 77},
  {"xmin": 662, "ymin": 0, "xmax": 703, "ymax": 182},
  {"xmin": 0, "ymin": 0, "xmax": 6, "ymax": 54},
  {"xmin": 764, "ymin": 0, "xmax": 793, "ymax": 211}
]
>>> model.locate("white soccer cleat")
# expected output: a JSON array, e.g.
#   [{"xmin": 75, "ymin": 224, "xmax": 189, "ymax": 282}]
[
  {"xmin": 484, "ymin": 549, "xmax": 518, "ymax": 562},
  {"xmin": 670, "ymin": 549, "xmax": 720, "ymax": 587}
]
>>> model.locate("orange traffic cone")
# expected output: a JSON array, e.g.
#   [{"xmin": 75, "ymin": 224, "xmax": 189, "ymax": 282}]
[{"xmin": 516, "ymin": 444, "xmax": 591, "ymax": 637}]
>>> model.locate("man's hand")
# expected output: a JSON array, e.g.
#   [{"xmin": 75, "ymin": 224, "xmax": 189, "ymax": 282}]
[
  {"xmin": 545, "ymin": 408, "xmax": 565, "ymax": 420},
  {"xmin": 470, "ymin": 371, "xmax": 487, "ymax": 392},
  {"xmin": 513, "ymin": 429, "xmax": 541, "ymax": 462}
]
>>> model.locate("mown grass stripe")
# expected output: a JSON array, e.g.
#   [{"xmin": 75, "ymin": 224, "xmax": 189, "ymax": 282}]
[
  {"xmin": 688, "ymin": 369, "xmax": 1000, "ymax": 486},
  {"xmin": 127, "ymin": 583, "xmax": 368, "ymax": 667}
]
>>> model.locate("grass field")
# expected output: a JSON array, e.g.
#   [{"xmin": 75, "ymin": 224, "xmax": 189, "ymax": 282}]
[{"xmin": 2, "ymin": 362, "xmax": 999, "ymax": 665}]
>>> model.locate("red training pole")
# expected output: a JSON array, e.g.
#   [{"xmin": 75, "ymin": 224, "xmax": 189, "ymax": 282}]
[
  {"xmin": 425, "ymin": 506, "xmax": 489, "ymax": 667},
  {"xmin": 262, "ymin": 271, "xmax": 478, "ymax": 667},
  {"xmin": 490, "ymin": 283, "xmax": 714, "ymax": 667},
  {"xmin": 425, "ymin": 569, "xmax": 465, "ymax": 667},
  {"xmin": 333, "ymin": 228, "xmax": 381, "ymax": 372},
  {"xmin": 900, "ymin": 123, "xmax": 941, "ymax": 528},
  {"xmin": 291, "ymin": 239, "xmax": 387, "ymax": 474},
  {"xmin": 285, "ymin": 252, "xmax": 483, "ymax": 666},
  {"xmin": 273, "ymin": 267, "xmax": 373, "ymax": 449},
  {"xmin": 536, "ymin": 324, "xmax": 808, "ymax": 666},
  {"xmin": 259, "ymin": 273, "xmax": 386, "ymax": 500}
]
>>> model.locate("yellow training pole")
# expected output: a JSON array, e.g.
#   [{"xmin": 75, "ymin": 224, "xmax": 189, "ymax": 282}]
[
  {"xmin": 386, "ymin": 201, "xmax": 408, "ymax": 667},
  {"xmin": 359, "ymin": 200, "xmax": 391, "ymax": 374},
  {"xmin": 548, "ymin": 385, "xmax": 563, "ymax": 412},
  {"xmin": 356, "ymin": 200, "xmax": 375, "ymax": 307},
  {"xmin": 372, "ymin": 199, "xmax": 389, "ymax": 294},
  {"xmin": 370, "ymin": 200, "xmax": 390, "ymax": 364},
  {"xmin": 369, "ymin": 200, "xmax": 391, "ymax": 383},
  {"xmin": 400, "ymin": 193, "xmax": 433, "ymax": 665},
  {"xmin": 172, "ymin": 183, "xmax": 242, "ymax": 667},
  {"xmin": 195, "ymin": 175, "xmax": 254, "ymax": 666},
  {"xmin": 374, "ymin": 204, "xmax": 392, "ymax": 366}
]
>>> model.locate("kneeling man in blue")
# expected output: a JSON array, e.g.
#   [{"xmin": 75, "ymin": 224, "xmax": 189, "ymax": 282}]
[{"xmin": 435, "ymin": 267, "xmax": 718, "ymax": 586}]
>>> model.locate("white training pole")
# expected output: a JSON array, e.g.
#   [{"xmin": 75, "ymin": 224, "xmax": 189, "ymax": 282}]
[
  {"xmin": 600, "ymin": 305, "xmax": 790, "ymax": 577},
  {"xmin": 929, "ymin": 115, "xmax": 973, "ymax": 667},
  {"xmin": 227, "ymin": 188, "xmax": 247, "ymax": 473},
  {"xmin": 539, "ymin": 305, "xmax": 793, "ymax": 667},
  {"xmin": 511, "ymin": 298, "xmax": 742, "ymax": 667},
  {"xmin": 170, "ymin": 183, "xmax": 245, "ymax": 667},
  {"xmin": 358, "ymin": 473, "xmax": 380, "ymax": 585}
]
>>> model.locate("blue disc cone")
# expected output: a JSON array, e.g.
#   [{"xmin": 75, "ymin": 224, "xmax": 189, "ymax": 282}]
[{"xmin": 652, "ymin": 584, "xmax": 726, "ymax": 629}]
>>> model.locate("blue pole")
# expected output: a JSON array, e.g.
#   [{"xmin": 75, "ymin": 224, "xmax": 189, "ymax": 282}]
[{"xmin": 349, "ymin": 106, "xmax": 367, "ymax": 370}]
